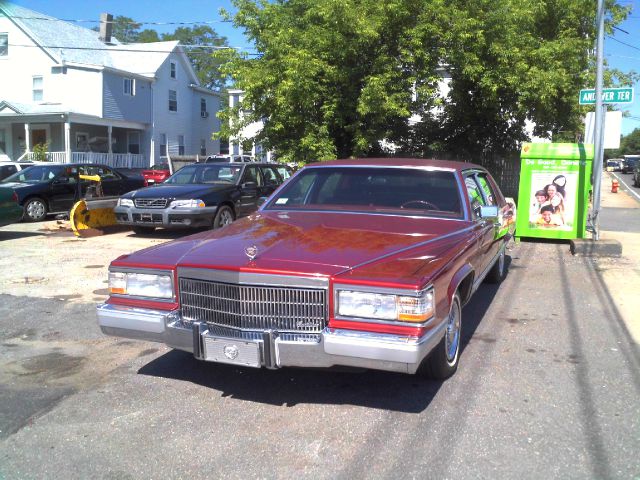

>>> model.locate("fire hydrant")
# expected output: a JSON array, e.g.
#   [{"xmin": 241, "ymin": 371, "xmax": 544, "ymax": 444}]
[{"xmin": 611, "ymin": 179, "xmax": 619, "ymax": 193}]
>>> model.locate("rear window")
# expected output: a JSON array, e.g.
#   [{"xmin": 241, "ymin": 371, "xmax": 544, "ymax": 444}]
[{"xmin": 266, "ymin": 167, "xmax": 462, "ymax": 217}]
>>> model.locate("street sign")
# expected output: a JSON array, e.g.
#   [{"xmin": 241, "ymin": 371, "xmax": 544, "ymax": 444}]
[{"xmin": 579, "ymin": 87, "xmax": 634, "ymax": 105}]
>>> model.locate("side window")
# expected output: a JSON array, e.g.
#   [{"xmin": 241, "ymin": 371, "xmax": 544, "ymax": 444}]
[
  {"xmin": 276, "ymin": 166, "xmax": 291, "ymax": 180},
  {"xmin": 0, "ymin": 165, "xmax": 17, "ymax": 179},
  {"xmin": 476, "ymin": 174, "xmax": 496, "ymax": 206},
  {"xmin": 262, "ymin": 166, "xmax": 280, "ymax": 185},
  {"xmin": 242, "ymin": 166, "xmax": 263, "ymax": 187},
  {"xmin": 465, "ymin": 175, "xmax": 486, "ymax": 219},
  {"xmin": 98, "ymin": 166, "xmax": 119, "ymax": 180}
]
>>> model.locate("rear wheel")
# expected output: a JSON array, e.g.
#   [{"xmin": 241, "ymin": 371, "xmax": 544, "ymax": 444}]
[
  {"xmin": 418, "ymin": 293, "xmax": 462, "ymax": 380},
  {"xmin": 212, "ymin": 205, "xmax": 235, "ymax": 229},
  {"xmin": 485, "ymin": 245, "xmax": 506, "ymax": 284},
  {"xmin": 132, "ymin": 226, "xmax": 155, "ymax": 235},
  {"xmin": 23, "ymin": 197, "xmax": 48, "ymax": 222}
]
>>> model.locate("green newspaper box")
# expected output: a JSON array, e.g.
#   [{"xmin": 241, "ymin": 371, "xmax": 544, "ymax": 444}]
[{"xmin": 515, "ymin": 143, "xmax": 593, "ymax": 240}]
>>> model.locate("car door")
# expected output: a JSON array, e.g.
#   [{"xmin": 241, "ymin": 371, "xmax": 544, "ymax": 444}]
[
  {"xmin": 237, "ymin": 165, "xmax": 263, "ymax": 216},
  {"xmin": 93, "ymin": 165, "xmax": 125, "ymax": 196},
  {"xmin": 259, "ymin": 166, "xmax": 283, "ymax": 197},
  {"xmin": 49, "ymin": 166, "xmax": 79, "ymax": 211},
  {"xmin": 463, "ymin": 172, "xmax": 497, "ymax": 278}
]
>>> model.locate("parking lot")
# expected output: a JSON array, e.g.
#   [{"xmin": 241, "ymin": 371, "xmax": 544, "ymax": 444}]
[{"xmin": 1, "ymin": 193, "xmax": 639, "ymax": 478}]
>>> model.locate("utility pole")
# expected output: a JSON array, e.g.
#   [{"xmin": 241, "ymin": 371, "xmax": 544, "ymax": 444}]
[{"xmin": 591, "ymin": 0, "xmax": 605, "ymax": 241}]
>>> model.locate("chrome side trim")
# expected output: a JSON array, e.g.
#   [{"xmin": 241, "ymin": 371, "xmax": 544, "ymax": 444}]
[{"xmin": 177, "ymin": 267, "xmax": 329, "ymax": 289}]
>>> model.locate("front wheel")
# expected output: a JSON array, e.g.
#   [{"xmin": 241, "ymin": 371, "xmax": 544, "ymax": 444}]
[
  {"xmin": 23, "ymin": 197, "xmax": 48, "ymax": 222},
  {"xmin": 418, "ymin": 292, "xmax": 462, "ymax": 380},
  {"xmin": 212, "ymin": 205, "xmax": 235, "ymax": 229}
]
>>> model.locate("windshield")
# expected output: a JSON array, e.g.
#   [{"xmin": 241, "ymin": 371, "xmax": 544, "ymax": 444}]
[
  {"xmin": 1, "ymin": 165, "xmax": 65, "ymax": 184},
  {"xmin": 266, "ymin": 166, "xmax": 463, "ymax": 217},
  {"xmin": 164, "ymin": 164, "xmax": 243, "ymax": 185}
]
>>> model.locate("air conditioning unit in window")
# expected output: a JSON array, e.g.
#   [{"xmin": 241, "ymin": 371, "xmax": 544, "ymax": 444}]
[{"xmin": 201, "ymin": 111, "xmax": 209, "ymax": 118}]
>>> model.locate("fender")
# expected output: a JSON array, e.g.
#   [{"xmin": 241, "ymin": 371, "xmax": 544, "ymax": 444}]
[{"xmin": 448, "ymin": 262, "xmax": 474, "ymax": 307}]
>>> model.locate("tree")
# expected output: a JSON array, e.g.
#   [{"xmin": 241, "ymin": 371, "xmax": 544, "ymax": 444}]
[
  {"xmin": 161, "ymin": 26, "xmax": 229, "ymax": 91},
  {"xmin": 111, "ymin": 16, "xmax": 142, "ymax": 43},
  {"xmin": 217, "ymin": 0, "xmax": 633, "ymax": 163}
]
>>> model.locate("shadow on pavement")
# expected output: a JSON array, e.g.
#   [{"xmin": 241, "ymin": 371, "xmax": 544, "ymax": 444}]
[
  {"xmin": 0, "ymin": 230, "xmax": 47, "ymax": 241},
  {"xmin": 138, "ymin": 257, "xmax": 510, "ymax": 413}
]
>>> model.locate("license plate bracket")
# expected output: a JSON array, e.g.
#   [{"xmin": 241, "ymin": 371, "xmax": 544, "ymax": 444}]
[{"xmin": 202, "ymin": 334, "xmax": 261, "ymax": 368}]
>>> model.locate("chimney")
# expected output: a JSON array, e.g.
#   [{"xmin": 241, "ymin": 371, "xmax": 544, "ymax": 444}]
[{"xmin": 99, "ymin": 13, "xmax": 113, "ymax": 44}]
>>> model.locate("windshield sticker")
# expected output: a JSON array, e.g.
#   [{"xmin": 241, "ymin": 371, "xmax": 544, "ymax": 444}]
[{"xmin": 275, "ymin": 198, "xmax": 288, "ymax": 205}]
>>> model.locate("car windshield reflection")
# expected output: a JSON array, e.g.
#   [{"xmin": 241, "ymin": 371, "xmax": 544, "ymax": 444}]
[
  {"xmin": 163, "ymin": 165, "xmax": 243, "ymax": 185},
  {"xmin": 266, "ymin": 166, "xmax": 463, "ymax": 217},
  {"xmin": 1, "ymin": 165, "xmax": 65, "ymax": 184}
]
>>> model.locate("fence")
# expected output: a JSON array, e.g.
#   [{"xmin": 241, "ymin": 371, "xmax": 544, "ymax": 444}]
[{"xmin": 20, "ymin": 151, "xmax": 148, "ymax": 169}]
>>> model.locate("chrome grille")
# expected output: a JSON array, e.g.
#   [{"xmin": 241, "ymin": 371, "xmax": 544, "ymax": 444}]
[
  {"xmin": 134, "ymin": 198, "xmax": 168, "ymax": 208},
  {"xmin": 179, "ymin": 278, "xmax": 327, "ymax": 333}
]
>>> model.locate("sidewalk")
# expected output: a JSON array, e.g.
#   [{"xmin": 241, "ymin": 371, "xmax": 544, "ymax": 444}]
[{"xmin": 594, "ymin": 172, "xmax": 640, "ymax": 344}]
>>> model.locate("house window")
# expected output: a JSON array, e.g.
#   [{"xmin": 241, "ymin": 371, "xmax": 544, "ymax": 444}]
[
  {"xmin": 123, "ymin": 78, "xmax": 135, "ymax": 96},
  {"xmin": 0, "ymin": 33, "xmax": 7, "ymax": 57},
  {"xmin": 169, "ymin": 90, "xmax": 177, "ymax": 112},
  {"xmin": 200, "ymin": 98, "xmax": 207, "ymax": 117},
  {"xmin": 160, "ymin": 133, "xmax": 167, "ymax": 156},
  {"xmin": 170, "ymin": 62, "xmax": 176, "ymax": 79},
  {"xmin": 128, "ymin": 132, "xmax": 140, "ymax": 154},
  {"xmin": 178, "ymin": 135, "xmax": 185, "ymax": 155},
  {"xmin": 32, "ymin": 76, "xmax": 43, "ymax": 101},
  {"xmin": 76, "ymin": 132, "xmax": 89, "ymax": 151},
  {"xmin": 200, "ymin": 139, "xmax": 206, "ymax": 156},
  {"xmin": 0, "ymin": 129, "xmax": 6, "ymax": 154}
]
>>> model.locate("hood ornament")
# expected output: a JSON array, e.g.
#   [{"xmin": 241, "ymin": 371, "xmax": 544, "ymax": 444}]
[{"xmin": 245, "ymin": 245, "xmax": 258, "ymax": 261}]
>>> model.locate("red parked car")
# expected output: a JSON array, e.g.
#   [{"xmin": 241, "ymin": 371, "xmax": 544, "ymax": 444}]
[
  {"xmin": 142, "ymin": 163, "xmax": 171, "ymax": 185},
  {"xmin": 97, "ymin": 158, "xmax": 515, "ymax": 379}
]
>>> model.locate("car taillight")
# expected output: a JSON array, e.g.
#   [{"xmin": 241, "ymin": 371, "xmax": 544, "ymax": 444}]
[{"xmin": 12, "ymin": 191, "xmax": 18, "ymax": 202}]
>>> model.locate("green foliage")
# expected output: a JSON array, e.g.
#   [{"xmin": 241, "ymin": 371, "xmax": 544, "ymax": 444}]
[
  {"xmin": 111, "ymin": 16, "xmax": 143, "ymax": 44},
  {"xmin": 32, "ymin": 143, "xmax": 49, "ymax": 162},
  {"xmin": 609, "ymin": 129, "xmax": 640, "ymax": 157},
  {"xmin": 217, "ymin": 0, "xmax": 632, "ymax": 163}
]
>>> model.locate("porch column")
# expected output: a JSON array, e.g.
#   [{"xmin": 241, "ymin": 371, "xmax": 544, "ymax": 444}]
[
  {"xmin": 108, "ymin": 125, "xmax": 113, "ymax": 154},
  {"xmin": 24, "ymin": 123, "xmax": 31, "ymax": 152},
  {"xmin": 64, "ymin": 121, "xmax": 71, "ymax": 163}
]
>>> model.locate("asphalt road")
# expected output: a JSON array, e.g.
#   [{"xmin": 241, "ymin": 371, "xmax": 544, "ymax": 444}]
[
  {"xmin": 603, "ymin": 172, "xmax": 640, "ymax": 232},
  {"xmin": 0, "ymin": 223, "xmax": 639, "ymax": 479}
]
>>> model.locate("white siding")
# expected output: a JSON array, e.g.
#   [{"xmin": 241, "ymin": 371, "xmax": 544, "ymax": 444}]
[{"xmin": 0, "ymin": 17, "xmax": 57, "ymax": 104}]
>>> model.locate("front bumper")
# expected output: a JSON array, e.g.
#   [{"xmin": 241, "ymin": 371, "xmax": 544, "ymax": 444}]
[
  {"xmin": 96, "ymin": 303, "xmax": 445, "ymax": 374},
  {"xmin": 114, "ymin": 205, "xmax": 218, "ymax": 228}
]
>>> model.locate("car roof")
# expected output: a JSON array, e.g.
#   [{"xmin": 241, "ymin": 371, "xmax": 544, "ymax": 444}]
[{"xmin": 303, "ymin": 158, "xmax": 484, "ymax": 172}]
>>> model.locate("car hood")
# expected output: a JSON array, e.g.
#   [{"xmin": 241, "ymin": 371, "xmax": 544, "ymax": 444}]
[
  {"xmin": 115, "ymin": 210, "xmax": 473, "ymax": 281},
  {"xmin": 124, "ymin": 183, "xmax": 234, "ymax": 199}
]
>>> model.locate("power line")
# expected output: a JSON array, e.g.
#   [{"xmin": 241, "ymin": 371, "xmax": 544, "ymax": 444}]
[
  {"xmin": 607, "ymin": 35, "xmax": 640, "ymax": 52},
  {"xmin": 7, "ymin": 43, "xmax": 259, "ymax": 55},
  {"xmin": 3, "ymin": 15, "xmax": 233, "ymax": 26}
]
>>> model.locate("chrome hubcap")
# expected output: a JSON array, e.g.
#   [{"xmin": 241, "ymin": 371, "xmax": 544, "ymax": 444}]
[
  {"xmin": 445, "ymin": 300, "xmax": 461, "ymax": 364},
  {"xmin": 27, "ymin": 201, "xmax": 45, "ymax": 219},
  {"xmin": 498, "ymin": 249, "xmax": 505, "ymax": 275},
  {"xmin": 220, "ymin": 210, "xmax": 233, "ymax": 225}
]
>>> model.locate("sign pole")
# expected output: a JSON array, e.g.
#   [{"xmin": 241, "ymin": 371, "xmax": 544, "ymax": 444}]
[{"xmin": 591, "ymin": 0, "xmax": 605, "ymax": 241}]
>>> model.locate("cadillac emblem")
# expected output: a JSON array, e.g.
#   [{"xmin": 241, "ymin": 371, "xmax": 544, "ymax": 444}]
[
  {"xmin": 223, "ymin": 345, "xmax": 239, "ymax": 360},
  {"xmin": 245, "ymin": 245, "xmax": 258, "ymax": 261}
]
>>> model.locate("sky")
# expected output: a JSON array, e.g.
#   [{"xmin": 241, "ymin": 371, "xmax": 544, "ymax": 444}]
[{"xmin": 7, "ymin": 0, "xmax": 640, "ymax": 137}]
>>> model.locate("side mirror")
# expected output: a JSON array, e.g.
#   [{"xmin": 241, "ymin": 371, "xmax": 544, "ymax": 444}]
[
  {"xmin": 257, "ymin": 196, "xmax": 268, "ymax": 207},
  {"xmin": 479, "ymin": 205, "xmax": 499, "ymax": 219}
]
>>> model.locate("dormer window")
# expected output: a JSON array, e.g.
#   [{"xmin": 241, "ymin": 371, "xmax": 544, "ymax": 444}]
[
  {"xmin": 0, "ymin": 33, "xmax": 7, "ymax": 57},
  {"xmin": 170, "ymin": 62, "xmax": 176, "ymax": 79},
  {"xmin": 123, "ymin": 78, "xmax": 135, "ymax": 96}
]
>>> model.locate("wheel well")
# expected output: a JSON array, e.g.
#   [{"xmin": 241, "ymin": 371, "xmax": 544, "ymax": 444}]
[
  {"xmin": 457, "ymin": 272, "xmax": 474, "ymax": 306},
  {"xmin": 218, "ymin": 201, "xmax": 236, "ymax": 218}
]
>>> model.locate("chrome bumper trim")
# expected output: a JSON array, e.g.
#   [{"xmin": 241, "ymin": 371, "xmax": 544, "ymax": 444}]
[{"xmin": 96, "ymin": 303, "xmax": 446, "ymax": 374}]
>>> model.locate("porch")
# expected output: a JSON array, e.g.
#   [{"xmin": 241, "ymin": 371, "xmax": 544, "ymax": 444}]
[{"xmin": 20, "ymin": 151, "xmax": 147, "ymax": 168}]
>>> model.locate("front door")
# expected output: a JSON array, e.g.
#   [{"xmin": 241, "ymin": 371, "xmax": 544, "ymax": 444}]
[{"xmin": 31, "ymin": 129, "xmax": 47, "ymax": 148}]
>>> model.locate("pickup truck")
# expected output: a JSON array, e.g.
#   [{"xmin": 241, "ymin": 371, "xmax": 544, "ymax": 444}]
[{"xmin": 98, "ymin": 158, "xmax": 515, "ymax": 379}]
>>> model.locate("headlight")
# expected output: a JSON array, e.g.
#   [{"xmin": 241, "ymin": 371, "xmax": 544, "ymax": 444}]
[
  {"xmin": 337, "ymin": 288, "xmax": 434, "ymax": 323},
  {"xmin": 118, "ymin": 198, "xmax": 134, "ymax": 207},
  {"xmin": 171, "ymin": 199, "xmax": 205, "ymax": 208},
  {"xmin": 109, "ymin": 271, "xmax": 173, "ymax": 299}
]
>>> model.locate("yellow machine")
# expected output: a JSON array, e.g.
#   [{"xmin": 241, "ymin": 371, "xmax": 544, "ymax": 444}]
[{"xmin": 69, "ymin": 174, "xmax": 119, "ymax": 237}]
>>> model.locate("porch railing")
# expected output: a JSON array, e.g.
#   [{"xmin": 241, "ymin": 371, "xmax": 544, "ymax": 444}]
[{"xmin": 19, "ymin": 151, "xmax": 148, "ymax": 168}]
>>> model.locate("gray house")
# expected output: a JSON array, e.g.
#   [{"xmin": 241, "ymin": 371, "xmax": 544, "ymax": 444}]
[{"xmin": 0, "ymin": 2, "xmax": 221, "ymax": 167}]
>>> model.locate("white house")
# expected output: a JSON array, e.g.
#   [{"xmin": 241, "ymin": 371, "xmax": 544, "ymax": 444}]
[{"xmin": 0, "ymin": 2, "xmax": 222, "ymax": 167}]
